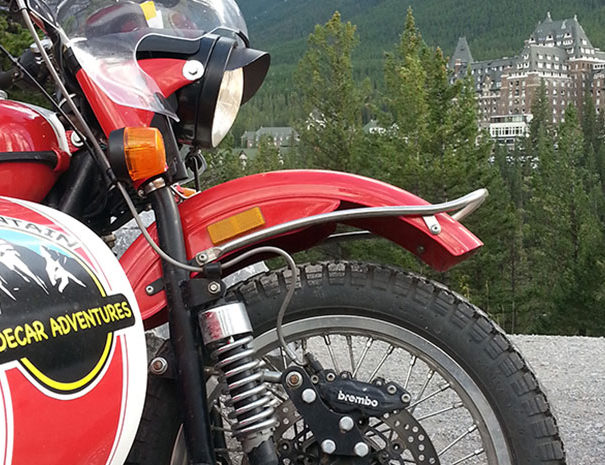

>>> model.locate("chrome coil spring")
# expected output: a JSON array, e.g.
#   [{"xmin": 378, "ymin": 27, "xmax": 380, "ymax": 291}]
[{"xmin": 212, "ymin": 334, "xmax": 277, "ymax": 447}]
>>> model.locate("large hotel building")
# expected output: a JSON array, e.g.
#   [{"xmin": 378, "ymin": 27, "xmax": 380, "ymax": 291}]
[{"xmin": 449, "ymin": 13, "xmax": 605, "ymax": 143}]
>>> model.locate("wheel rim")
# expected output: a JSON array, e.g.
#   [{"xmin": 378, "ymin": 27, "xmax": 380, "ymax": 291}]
[{"xmin": 173, "ymin": 314, "xmax": 512, "ymax": 465}]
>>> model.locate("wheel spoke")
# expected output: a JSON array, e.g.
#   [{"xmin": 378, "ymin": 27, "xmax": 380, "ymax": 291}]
[
  {"xmin": 408, "ymin": 382, "xmax": 451, "ymax": 410},
  {"xmin": 438, "ymin": 424, "xmax": 478, "ymax": 457},
  {"xmin": 266, "ymin": 386, "xmax": 289, "ymax": 402},
  {"xmin": 261, "ymin": 356, "xmax": 280, "ymax": 372},
  {"xmin": 366, "ymin": 344, "xmax": 395, "ymax": 381},
  {"xmin": 346, "ymin": 335, "xmax": 355, "ymax": 372},
  {"xmin": 416, "ymin": 401, "xmax": 464, "ymax": 421},
  {"xmin": 352, "ymin": 337, "xmax": 374, "ymax": 378},
  {"xmin": 451, "ymin": 448, "xmax": 485, "ymax": 465},
  {"xmin": 409, "ymin": 369, "xmax": 434, "ymax": 413},
  {"xmin": 404, "ymin": 355, "xmax": 417, "ymax": 389},
  {"xmin": 323, "ymin": 334, "xmax": 341, "ymax": 372}
]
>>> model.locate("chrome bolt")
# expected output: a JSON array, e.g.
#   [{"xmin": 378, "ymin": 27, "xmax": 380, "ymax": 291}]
[
  {"xmin": 401, "ymin": 392, "xmax": 412, "ymax": 404},
  {"xmin": 137, "ymin": 189, "xmax": 145, "ymax": 198},
  {"xmin": 430, "ymin": 224, "xmax": 441, "ymax": 234},
  {"xmin": 149, "ymin": 357, "xmax": 168, "ymax": 375},
  {"xmin": 207, "ymin": 281, "xmax": 221, "ymax": 294},
  {"xmin": 301, "ymin": 388, "xmax": 317, "ymax": 404},
  {"xmin": 326, "ymin": 372, "xmax": 336, "ymax": 382},
  {"xmin": 354, "ymin": 441, "xmax": 370, "ymax": 457},
  {"xmin": 196, "ymin": 252, "xmax": 208, "ymax": 264},
  {"xmin": 70, "ymin": 131, "xmax": 84, "ymax": 147},
  {"xmin": 321, "ymin": 439, "xmax": 336, "ymax": 454},
  {"xmin": 310, "ymin": 375, "xmax": 320, "ymax": 384},
  {"xmin": 339, "ymin": 416, "xmax": 354, "ymax": 432},
  {"xmin": 286, "ymin": 371, "xmax": 303, "ymax": 389},
  {"xmin": 182, "ymin": 60, "xmax": 204, "ymax": 80},
  {"xmin": 387, "ymin": 384, "xmax": 397, "ymax": 395},
  {"xmin": 145, "ymin": 285, "xmax": 154, "ymax": 295}
]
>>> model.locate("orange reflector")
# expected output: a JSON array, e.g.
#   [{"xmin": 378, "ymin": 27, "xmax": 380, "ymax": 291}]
[
  {"xmin": 208, "ymin": 207, "xmax": 265, "ymax": 245},
  {"xmin": 123, "ymin": 127, "xmax": 167, "ymax": 181}
]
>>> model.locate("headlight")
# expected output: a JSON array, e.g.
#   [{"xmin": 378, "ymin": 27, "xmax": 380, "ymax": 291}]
[
  {"xmin": 212, "ymin": 68, "xmax": 243, "ymax": 147},
  {"xmin": 175, "ymin": 35, "xmax": 270, "ymax": 148}
]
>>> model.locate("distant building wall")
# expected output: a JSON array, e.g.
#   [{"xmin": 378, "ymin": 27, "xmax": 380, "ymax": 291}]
[
  {"xmin": 239, "ymin": 127, "xmax": 299, "ymax": 148},
  {"xmin": 450, "ymin": 12, "xmax": 605, "ymax": 140}
]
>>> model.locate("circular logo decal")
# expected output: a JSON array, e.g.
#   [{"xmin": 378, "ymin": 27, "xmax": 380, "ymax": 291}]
[{"xmin": 0, "ymin": 228, "xmax": 135, "ymax": 394}]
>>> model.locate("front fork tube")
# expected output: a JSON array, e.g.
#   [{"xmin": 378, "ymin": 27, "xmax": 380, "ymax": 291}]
[
  {"xmin": 150, "ymin": 185, "xmax": 278, "ymax": 465},
  {"xmin": 151, "ymin": 186, "xmax": 215, "ymax": 465}
]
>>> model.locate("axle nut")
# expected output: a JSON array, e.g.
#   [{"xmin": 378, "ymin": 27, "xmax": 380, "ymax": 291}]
[
  {"xmin": 149, "ymin": 357, "xmax": 168, "ymax": 375},
  {"xmin": 301, "ymin": 388, "xmax": 317, "ymax": 404},
  {"xmin": 286, "ymin": 371, "xmax": 303, "ymax": 388},
  {"xmin": 354, "ymin": 441, "xmax": 370, "ymax": 457},
  {"xmin": 321, "ymin": 439, "xmax": 336, "ymax": 454}
]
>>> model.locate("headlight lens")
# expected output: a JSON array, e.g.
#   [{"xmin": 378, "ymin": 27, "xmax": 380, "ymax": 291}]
[{"xmin": 211, "ymin": 68, "xmax": 244, "ymax": 147}]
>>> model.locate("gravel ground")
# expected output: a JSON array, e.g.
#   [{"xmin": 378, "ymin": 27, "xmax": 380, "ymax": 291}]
[{"xmin": 511, "ymin": 335, "xmax": 605, "ymax": 465}]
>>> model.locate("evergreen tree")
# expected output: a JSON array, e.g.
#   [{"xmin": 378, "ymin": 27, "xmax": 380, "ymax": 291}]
[
  {"xmin": 525, "ymin": 106, "xmax": 605, "ymax": 334},
  {"xmin": 0, "ymin": 13, "xmax": 31, "ymax": 70},
  {"xmin": 294, "ymin": 11, "xmax": 362, "ymax": 171},
  {"xmin": 581, "ymin": 93, "xmax": 599, "ymax": 172}
]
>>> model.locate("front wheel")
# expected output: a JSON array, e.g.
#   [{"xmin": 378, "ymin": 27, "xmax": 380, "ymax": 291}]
[{"xmin": 129, "ymin": 261, "xmax": 566, "ymax": 465}]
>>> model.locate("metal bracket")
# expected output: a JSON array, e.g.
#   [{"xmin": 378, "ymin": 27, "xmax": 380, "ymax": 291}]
[
  {"xmin": 186, "ymin": 277, "xmax": 225, "ymax": 309},
  {"xmin": 422, "ymin": 215, "xmax": 442, "ymax": 235},
  {"xmin": 145, "ymin": 278, "xmax": 164, "ymax": 296}
]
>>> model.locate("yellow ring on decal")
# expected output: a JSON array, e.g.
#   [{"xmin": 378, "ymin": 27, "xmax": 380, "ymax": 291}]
[{"xmin": 20, "ymin": 333, "xmax": 113, "ymax": 391}]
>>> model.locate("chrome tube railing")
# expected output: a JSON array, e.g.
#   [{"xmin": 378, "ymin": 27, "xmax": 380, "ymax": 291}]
[{"xmin": 195, "ymin": 188, "xmax": 488, "ymax": 265}]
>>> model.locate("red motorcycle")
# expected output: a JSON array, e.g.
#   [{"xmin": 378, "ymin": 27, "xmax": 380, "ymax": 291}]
[{"xmin": 0, "ymin": 0, "xmax": 565, "ymax": 464}]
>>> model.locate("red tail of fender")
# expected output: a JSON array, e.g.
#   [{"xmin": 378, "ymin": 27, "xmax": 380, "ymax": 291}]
[{"xmin": 120, "ymin": 170, "xmax": 483, "ymax": 328}]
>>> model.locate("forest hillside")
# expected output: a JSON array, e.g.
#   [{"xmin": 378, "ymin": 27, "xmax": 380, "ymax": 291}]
[{"xmin": 234, "ymin": 0, "xmax": 605, "ymax": 130}]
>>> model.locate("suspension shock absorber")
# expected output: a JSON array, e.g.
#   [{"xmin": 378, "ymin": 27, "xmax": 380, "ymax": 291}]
[{"xmin": 199, "ymin": 301, "xmax": 279, "ymax": 465}]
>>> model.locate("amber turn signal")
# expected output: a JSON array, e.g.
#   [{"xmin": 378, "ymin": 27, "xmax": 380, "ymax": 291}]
[{"xmin": 108, "ymin": 127, "xmax": 168, "ymax": 182}]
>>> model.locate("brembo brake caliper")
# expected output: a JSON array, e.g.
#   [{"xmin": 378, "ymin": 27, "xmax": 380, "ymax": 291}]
[
  {"xmin": 282, "ymin": 354, "xmax": 426, "ymax": 461},
  {"xmin": 282, "ymin": 366, "xmax": 372, "ymax": 461}
]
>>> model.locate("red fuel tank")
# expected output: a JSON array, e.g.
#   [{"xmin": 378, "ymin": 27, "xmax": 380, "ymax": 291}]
[{"xmin": 0, "ymin": 99, "xmax": 71, "ymax": 202}]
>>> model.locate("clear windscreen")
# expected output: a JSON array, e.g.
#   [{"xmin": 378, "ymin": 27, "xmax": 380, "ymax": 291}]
[{"xmin": 27, "ymin": 0, "xmax": 248, "ymax": 118}]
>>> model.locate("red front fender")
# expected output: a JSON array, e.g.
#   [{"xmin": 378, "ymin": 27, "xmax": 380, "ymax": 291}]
[{"xmin": 120, "ymin": 170, "xmax": 483, "ymax": 327}]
